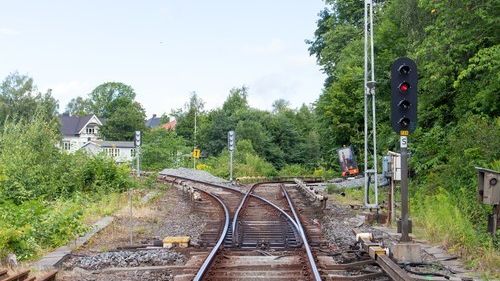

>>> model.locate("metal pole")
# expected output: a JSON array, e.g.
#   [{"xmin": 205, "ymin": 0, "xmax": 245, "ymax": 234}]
[
  {"xmin": 229, "ymin": 151, "xmax": 233, "ymax": 182},
  {"xmin": 400, "ymin": 138, "xmax": 410, "ymax": 242},
  {"xmin": 131, "ymin": 147, "xmax": 140, "ymax": 245},
  {"xmin": 193, "ymin": 110, "xmax": 197, "ymax": 169},
  {"xmin": 369, "ymin": 0, "xmax": 378, "ymax": 206},
  {"xmin": 363, "ymin": 0, "xmax": 369, "ymax": 206},
  {"xmin": 129, "ymin": 187, "xmax": 133, "ymax": 245},
  {"xmin": 391, "ymin": 178, "xmax": 395, "ymax": 223}
]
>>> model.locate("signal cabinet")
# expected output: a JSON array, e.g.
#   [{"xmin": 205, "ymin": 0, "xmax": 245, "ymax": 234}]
[
  {"xmin": 476, "ymin": 167, "xmax": 500, "ymax": 205},
  {"xmin": 383, "ymin": 152, "xmax": 401, "ymax": 181}
]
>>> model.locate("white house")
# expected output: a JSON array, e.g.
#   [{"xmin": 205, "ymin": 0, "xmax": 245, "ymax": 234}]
[
  {"xmin": 59, "ymin": 113, "xmax": 135, "ymax": 162},
  {"xmin": 60, "ymin": 114, "xmax": 102, "ymax": 152},
  {"xmin": 81, "ymin": 140, "xmax": 135, "ymax": 163}
]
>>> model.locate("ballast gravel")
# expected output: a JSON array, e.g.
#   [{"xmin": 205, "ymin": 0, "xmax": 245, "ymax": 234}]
[
  {"xmin": 160, "ymin": 167, "xmax": 230, "ymax": 185},
  {"xmin": 63, "ymin": 249, "xmax": 185, "ymax": 270},
  {"xmin": 58, "ymin": 267, "xmax": 174, "ymax": 281}
]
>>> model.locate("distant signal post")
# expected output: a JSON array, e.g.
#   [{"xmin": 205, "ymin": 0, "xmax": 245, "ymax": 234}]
[{"xmin": 228, "ymin": 130, "xmax": 235, "ymax": 182}]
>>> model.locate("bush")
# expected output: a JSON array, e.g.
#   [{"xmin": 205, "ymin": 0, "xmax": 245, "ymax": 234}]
[
  {"xmin": 278, "ymin": 164, "xmax": 310, "ymax": 177},
  {"xmin": 0, "ymin": 116, "xmax": 133, "ymax": 260},
  {"xmin": 199, "ymin": 140, "xmax": 277, "ymax": 178}
]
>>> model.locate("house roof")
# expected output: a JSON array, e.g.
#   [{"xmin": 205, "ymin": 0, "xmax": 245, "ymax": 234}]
[
  {"xmin": 82, "ymin": 140, "xmax": 135, "ymax": 149},
  {"xmin": 145, "ymin": 115, "xmax": 162, "ymax": 128},
  {"xmin": 162, "ymin": 119, "xmax": 177, "ymax": 130},
  {"xmin": 60, "ymin": 114, "xmax": 97, "ymax": 136}
]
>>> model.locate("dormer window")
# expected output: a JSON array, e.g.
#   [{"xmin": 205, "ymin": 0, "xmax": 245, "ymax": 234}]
[{"xmin": 86, "ymin": 126, "xmax": 96, "ymax": 135}]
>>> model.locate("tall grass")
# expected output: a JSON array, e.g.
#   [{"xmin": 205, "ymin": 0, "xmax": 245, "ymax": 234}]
[{"xmin": 412, "ymin": 188, "xmax": 499, "ymax": 277}]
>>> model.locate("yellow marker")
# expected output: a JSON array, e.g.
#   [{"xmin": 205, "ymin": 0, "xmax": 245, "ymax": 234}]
[
  {"xmin": 192, "ymin": 148, "xmax": 201, "ymax": 159},
  {"xmin": 400, "ymin": 130, "xmax": 409, "ymax": 136}
]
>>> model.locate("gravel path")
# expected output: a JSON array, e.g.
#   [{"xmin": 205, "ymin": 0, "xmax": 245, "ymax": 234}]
[
  {"xmin": 63, "ymin": 249, "xmax": 184, "ymax": 270},
  {"xmin": 160, "ymin": 168, "xmax": 229, "ymax": 184},
  {"xmin": 58, "ymin": 267, "xmax": 174, "ymax": 281}
]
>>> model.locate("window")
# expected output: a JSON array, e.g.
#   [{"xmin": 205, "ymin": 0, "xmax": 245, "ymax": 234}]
[
  {"xmin": 104, "ymin": 148, "xmax": 120, "ymax": 157},
  {"xmin": 62, "ymin": 141, "xmax": 71, "ymax": 151},
  {"xmin": 86, "ymin": 127, "xmax": 96, "ymax": 135},
  {"xmin": 131, "ymin": 149, "xmax": 136, "ymax": 157}
]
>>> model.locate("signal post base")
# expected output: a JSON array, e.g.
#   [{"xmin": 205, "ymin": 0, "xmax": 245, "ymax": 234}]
[{"xmin": 391, "ymin": 242, "xmax": 422, "ymax": 263}]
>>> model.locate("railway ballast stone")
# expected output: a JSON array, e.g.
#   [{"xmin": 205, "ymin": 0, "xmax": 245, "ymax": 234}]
[
  {"xmin": 63, "ymin": 249, "xmax": 185, "ymax": 270},
  {"xmin": 160, "ymin": 168, "xmax": 229, "ymax": 184}
]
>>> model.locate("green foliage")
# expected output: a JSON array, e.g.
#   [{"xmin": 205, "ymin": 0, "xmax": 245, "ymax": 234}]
[
  {"xmin": 99, "ymin": 101, "xmax": 147, "ymax": 141},
  {"xmin": 278, "ymin": 164, "xmax": 311, "ymax": 177},
  {"xmin": 0, "ymin": 114, "xmax": 132, "ymax": 259},
  {"xmin": 193, "ymin": 87, "xmax": 320, "ymax": 170},
  {"xmin": 172, "ymin": 92, "xmax": 205, "ymax": 147},
  {"xmin": 199, "ymin": 140, "xmax": 277, "ymax": 178},
  {"xmin": 308, "ymin": 0, "xmax": 499, "ymax": 271},
  {"xmin": 65, "ymin": 82, "xmax": 146, "ymax": 140},
  {"xmin": 141, "ymin": 128, "xmax": 189, "ymax": 171},
  {"xmin": 0, "ymin": 72, "xmax": 59, "ymax": 126},
  {"xmin": 0, "ymin": 116, "xmax": 131, "ymax": 203},
  {"xmin": 88, "ymin": 82, "xmax": 136, "ymax": 118},
  {"xmin": 412, "ymin": 188, "xmax": 499, "ymax": 273}
]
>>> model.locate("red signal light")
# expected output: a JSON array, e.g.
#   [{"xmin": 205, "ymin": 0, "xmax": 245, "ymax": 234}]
[{"xmin": 399, "ymin": 82, "xmax": 410, "ymax": 93}]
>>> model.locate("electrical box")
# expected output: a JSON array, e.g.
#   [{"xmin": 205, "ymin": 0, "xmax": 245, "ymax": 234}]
[
  {"xmin": 476, "ymin": 167, "xmax": 500, "ymax": 205},
  {"xmin": 387, "ymin": 151, "xmax": 401, "ymax": 181}
]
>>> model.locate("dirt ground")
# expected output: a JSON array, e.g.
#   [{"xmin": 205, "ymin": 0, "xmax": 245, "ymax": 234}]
[
  {"xmin": 59, "ymin": 186, "xmax": 206, "ymax": 281},
  {"xmin": 75, "ymin": 187, "xmax": 205, "ymax": 253}
]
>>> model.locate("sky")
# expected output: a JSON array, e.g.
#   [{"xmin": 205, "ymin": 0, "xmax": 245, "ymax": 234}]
[{"xmin": 0, "ymin": 1, "xmax": 327, "ymax": 117}]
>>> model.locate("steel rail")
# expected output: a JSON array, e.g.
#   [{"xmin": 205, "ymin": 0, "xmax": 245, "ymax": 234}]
[
  {"xmin": 231, "ymin": 180, "xmax": 259, "ymax": 238},
  {"xmin": 161, "ymin": 175, "xmax": 316, "ymax": 278},
  {"xmin": 281, "ymin": 184, "xmax": 322, "ymax": 281},
  {"xmin": 192, "ymin": 191, "xmax": 230, "ymax": 281},
  {"xmin": 231, "ymin": 182, "xmax": 302, "ymax": 246},
  {"xmin": 162, "ymin": 175, "xmax": 302, "ymax": 231}
]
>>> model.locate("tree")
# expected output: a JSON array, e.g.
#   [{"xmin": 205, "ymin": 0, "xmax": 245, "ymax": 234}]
[
  {"xmin": 65, "ymin": 96, "xmax": 91, "ymax": 116},
  {"xmin": 222, "ymin": 87, "xmax": 249, "ymax": 114},
  {"xmin": 99, "ymin": 101, "xmax": 147, "ymax": 141},
  {"xmin": 172, "ymin": 92, "xmax": 205, "ymax": 147},
  {"xmin": 141, "ymin": 128, "xmax": 187, "ymax": 170},
  {"xmin": 88, "ymin": 82, "xmax": 136, "ymax": 118},
  {"xmin": 272, "ymin": 99, "xmax": 291, "ymax": 114},
  {"xmin": 0, "ymin": 72, "xmax": 58, "ymax": 126}
]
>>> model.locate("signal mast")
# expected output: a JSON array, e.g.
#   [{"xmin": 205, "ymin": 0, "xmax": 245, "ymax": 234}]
[{"xmin": 363, "ymin": 0, "xmax": 379, "ymax": 208}]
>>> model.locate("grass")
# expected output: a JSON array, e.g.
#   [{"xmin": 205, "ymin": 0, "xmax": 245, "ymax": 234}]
[
  {"xmin": 326, "ymin": 184, "xmax": 389, "ymax": 206},
  {"xmin": 412, "ymin": 189, "xmax": 500, "ymax": 278},
  {"xmin": 327, "ymin": 183, "xmax": 500, "ymax": 278}
]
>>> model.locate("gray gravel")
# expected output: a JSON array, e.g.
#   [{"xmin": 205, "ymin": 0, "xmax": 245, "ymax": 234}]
[
  {"xmin": 63, "ymin": 249, "xmax": 185, "ymax": 270},
  {"xmin": 160, "ymin": 168, "xmax": 229, "ymax": 184},
  {"xmin": 58, "ymin": 267, "xmax": 174, "ymax": 281}
]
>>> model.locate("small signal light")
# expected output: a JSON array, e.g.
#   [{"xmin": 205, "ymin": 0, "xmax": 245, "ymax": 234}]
[
  {"xmin": 398, "ymin": 100, "xmax": 411, "ymax": 110},
  {"xmin": 398, "ymin": 65, "xmax": 410, "ymax": 75},
  {"xmin": 399, "ymin": 117, "xmax": 410, "ymax": 128},
  {"xmin": 399, "ymin": 82, "xmax": 410, "ymax": 93}
]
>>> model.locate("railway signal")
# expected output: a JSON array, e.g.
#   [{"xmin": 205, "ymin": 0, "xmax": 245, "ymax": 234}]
[
  {"xmin": 228, "ymin": 130, "xmax": 235, "ymax": 151},
  {"xmin": 391, "ymin": 57, "xmax": 418, "ymax": 134},
  {"xmin": 134, "ymin": 130, "xmax": 141, "ymax": 147},
  {"xmin": 228, "ymin": 131, "xmax": 235, "ymax": 182},
  {"xmin": 390, "ymin": 57, "xmax": 418, "ymax": 243}
]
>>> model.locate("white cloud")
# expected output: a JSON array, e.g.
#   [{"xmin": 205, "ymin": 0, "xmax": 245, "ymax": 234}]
[
  {"xmin": 241, "ymin": 38, "xmax": 285, "ymax": 55},
  {"xmin": 0, "ymin": 27, "xmax": 19, "ymax": 35}
]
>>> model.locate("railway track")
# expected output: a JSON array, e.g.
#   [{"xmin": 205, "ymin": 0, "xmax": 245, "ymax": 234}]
[
  {"xmin": 159, "ymin": 176, "xmax": 323, "ymax": 280},
  {"xmin": 159, "ymin": 174, "xmax": 416, "ymax": 281}
]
